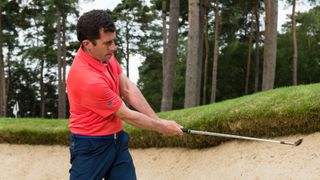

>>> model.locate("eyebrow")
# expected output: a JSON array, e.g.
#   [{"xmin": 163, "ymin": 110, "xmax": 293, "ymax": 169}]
[{"xmin": 103, "ymin": 40, "xmax": 114, "ymax": 45}]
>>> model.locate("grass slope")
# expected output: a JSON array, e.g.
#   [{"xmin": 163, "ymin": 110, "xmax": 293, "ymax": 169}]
[{"xmin": 1, "ymin": 83, "xmax": 320, "ymax": 148}]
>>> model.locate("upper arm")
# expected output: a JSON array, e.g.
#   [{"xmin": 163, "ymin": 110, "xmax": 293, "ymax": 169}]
[{"xmin": 119, "ymin": 72, "xmax": 135, "ymax": 99}]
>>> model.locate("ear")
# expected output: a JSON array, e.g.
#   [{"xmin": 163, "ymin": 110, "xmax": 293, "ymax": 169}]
[{"xmin": 82, "ymin": 40, "xmax": 93, "ymax": 50}]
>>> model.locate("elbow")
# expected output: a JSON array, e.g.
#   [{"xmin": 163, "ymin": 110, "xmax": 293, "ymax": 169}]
[
  {"xmin": 121, "ymin": 88, "xmax": 139, "ymax": 105},
  {"xmin": 116, "ymin": 109, "xmax": 130, "ymax": 120},
  {"xmin": 115, "ymin": 104, "xmax": 135, "ymax": 122}
]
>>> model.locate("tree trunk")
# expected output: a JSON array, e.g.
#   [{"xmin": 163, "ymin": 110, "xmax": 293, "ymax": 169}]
[
  {"xmin": 161, "ymin": 0, "xmax": 167, "ymax": 111},
  {"xmin": 202, "ymin": 0, "xmax": 209, "ymax": 104},
  {"xmin": 56, "ymin": 10, "xmax": 63, "ymax": 118},
  {"xmin": 254, "ymin": 0, "xmax": 260, "ymax": 92},
  {"xmin": 244, "ymin": 11, "xmax": 254, "ymax": 95},
  {"xmin": 0, "ymin": 4, "xmax": 7, "ymax": 117},
  {"xmin": 161, "ymin": 0, "xmax": 180, "ymax": 111},
  {"xmin": 291, "ymin": 0, "xmax": 298, "ymax": 86},
  {"xmin": 262, "ymin": 0, "xmax": 278, "ymax": 91},
  {"xmin": 161, "ymin": 0, "xmax": 167, "ymax": 82},
  {"xmin": 185, "ymin": 0, "xmax": 201, "ymax": 108},
  {"xmin": 125, "ymin": 23, "xmax": 130, "ymax": 78},
  {"xmin": 35, "ymin": 19, "xmax": 45, "ymax": 118},
  {"xmin": 61, "ymin": 15, "xmax": 67, "ymax": 118},
  {"xmin": 5, "ymin": 51, "xmax": 10, "ymax": 116},
  {"xmin": 210, "ymin": 0, "xmax": 220, "ymax": 103},
  {"xmin": 198, "ymin": 0, "xmax": 205, "ymax": 105},
  {"xmin": 40, "ymin": 58, "xmax": 45, "ymax": 117}
]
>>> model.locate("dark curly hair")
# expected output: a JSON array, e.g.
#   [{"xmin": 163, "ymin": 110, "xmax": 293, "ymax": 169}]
[{"xmin": 77, "ymin": 10, "xmax": 115, "ymax": 45}]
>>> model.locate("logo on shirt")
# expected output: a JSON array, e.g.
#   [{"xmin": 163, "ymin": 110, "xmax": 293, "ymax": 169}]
[{"xmin": 107, "ymin": 101, "xmax": 113, "ymax": 108}]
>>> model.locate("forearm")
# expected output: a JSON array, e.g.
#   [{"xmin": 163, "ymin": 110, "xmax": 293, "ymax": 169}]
[
  {"xmin": 116, "ymin": 103, "xmax": 163, "ymax": 133},
  {"xmin": 115, "ymin": 103, "xmax": 183, "ymax": 136},
  {"xmin": 129, "ymin": 89, "xmax": 159, "ymax": 119},
  {"xmin": 122, "ymin": 82, "xmax": 159, "ymax": 120}
]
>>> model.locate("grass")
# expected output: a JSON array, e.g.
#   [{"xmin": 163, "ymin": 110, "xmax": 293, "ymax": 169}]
[
  {"xmin": 1, "ymin": 83, "xmax": 320, "ymax": 148},
  {"xmin": 0, "ymin": 118, "xmax": 70, "ymax": 145}
]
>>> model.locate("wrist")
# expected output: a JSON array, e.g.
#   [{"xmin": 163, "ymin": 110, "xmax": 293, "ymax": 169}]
[{"xmin": 154, "ymin": 120, "xmax": 165, "ymax": 133}]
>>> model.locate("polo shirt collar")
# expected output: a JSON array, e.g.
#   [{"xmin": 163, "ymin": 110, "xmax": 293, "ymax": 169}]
[{"xmin": 77, "ymin": 46, "xmax": 107, "ymax": 72}]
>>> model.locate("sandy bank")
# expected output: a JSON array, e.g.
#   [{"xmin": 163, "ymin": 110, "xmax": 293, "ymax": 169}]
[{"xmin": 1, "ymin": 132, "xmax": 319, "ymax": 180}]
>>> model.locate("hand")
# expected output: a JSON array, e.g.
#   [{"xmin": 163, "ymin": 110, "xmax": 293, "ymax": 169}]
[{"xmin": 158, "ymin": 119, "xmax": 184, "ymax": 136}]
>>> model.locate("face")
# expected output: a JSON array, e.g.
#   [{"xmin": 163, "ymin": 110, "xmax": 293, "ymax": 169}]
[{"xmin": 82, "ymin": 28, "xmax": 117, "ymax": 63}]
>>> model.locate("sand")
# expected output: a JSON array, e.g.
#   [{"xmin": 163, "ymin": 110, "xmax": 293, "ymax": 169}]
[{"xmin": 1, "ymin": 132, "xmax": 320, "ymax": 180}]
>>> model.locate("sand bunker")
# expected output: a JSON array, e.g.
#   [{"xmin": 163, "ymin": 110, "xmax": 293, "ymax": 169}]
[{"xmin": 1, "ymin": 132, "xmax": 320, "ymax": 180}]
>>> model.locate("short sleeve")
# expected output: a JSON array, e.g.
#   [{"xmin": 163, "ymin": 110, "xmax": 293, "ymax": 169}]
[
  {"xmin": 111, "ymin": 54, "xmax": 122, "ymax": 74},
  {"xmin": 80, "ymin": 83, "xmax": 122, "ymax": 117}
]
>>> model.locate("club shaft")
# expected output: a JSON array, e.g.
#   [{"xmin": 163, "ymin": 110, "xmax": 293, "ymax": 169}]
[{"xmin": 188, "ymin": 129, "xmax": 295, "ymax": 145}]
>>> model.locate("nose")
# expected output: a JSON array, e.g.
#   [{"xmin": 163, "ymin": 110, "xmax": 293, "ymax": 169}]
[
  {"xmin": 108, "ymin": 41, "xmax": 117, "ymax": 52},
  {"xmin": 112, "ymin": 45, "xmax": 117, "ymax": 52}
]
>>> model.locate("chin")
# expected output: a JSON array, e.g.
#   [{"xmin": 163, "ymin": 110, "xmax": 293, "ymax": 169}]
[{"xmin": 101, "ymin": 57, "xmax": 110, "ymax": 63}]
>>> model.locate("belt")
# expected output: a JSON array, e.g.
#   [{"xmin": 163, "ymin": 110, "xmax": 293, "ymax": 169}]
[{"xmin": 71, "ymin": 131, "xmax": 123, "ymax": 140}]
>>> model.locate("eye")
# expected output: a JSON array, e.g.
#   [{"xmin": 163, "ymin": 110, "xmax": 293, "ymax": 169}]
[{"xmin": 104, "ymin": 40, "xmax": 114, "ymax": 46}]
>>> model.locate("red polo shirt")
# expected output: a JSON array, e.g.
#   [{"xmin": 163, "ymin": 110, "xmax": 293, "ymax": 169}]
[{"xmin": 67, "ymin": 47, "xmax": 123, "ymax": 136}]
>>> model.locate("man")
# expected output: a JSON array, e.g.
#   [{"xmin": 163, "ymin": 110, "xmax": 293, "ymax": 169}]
[{"xmin": 67, "ymin": 10, "xmax": 183, "ymax": 180}]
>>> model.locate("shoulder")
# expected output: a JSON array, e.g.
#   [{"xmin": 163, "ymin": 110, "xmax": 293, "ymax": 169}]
[
  {"xmin": 108, "ymin": 54, "xmax": 122, "ymax": 74},
  {"xmin": 68, "ymin": 61, "xmax": 104, "ymax": 89}
]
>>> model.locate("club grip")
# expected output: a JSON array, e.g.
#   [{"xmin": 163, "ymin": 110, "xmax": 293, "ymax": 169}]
[{"xmin": 181, "ymin": 128, "xmax": 191, "ymax": 133}]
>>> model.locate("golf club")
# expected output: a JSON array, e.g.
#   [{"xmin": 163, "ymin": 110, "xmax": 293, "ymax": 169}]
[{"xmin": 181, "ymin": 128, "xmax": 303, "ymax": 146}]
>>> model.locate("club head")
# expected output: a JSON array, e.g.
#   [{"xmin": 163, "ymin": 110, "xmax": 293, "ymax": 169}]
[{"xmin": 294, "ymin": 138, "xmax": 303, "ymax": 146}]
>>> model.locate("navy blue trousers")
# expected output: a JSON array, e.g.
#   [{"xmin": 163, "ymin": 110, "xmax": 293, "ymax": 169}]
[{"xmin": 69, "ymin": 131, "xmax": 136, "ymax": 180}]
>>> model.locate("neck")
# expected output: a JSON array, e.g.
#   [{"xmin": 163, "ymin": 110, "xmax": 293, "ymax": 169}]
[{"xmin": 81, "ymin": 46, "xmax": 108, "ymax": 64}]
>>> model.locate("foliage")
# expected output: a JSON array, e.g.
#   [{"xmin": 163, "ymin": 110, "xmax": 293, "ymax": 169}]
[
  {"xmin": 138, "ymin": 39, "xmax": 187, "ymax": 112},
  {"xmin": 216, "ymin": 41, "xmax": 249, "ymax": 100},
  {"xmin": 137, "ymin": 51, "xmax": 163, "ymax": 111},
  {"xmin": 150, "ymin": 0, "xmax": 189, "ymax": 28},
  {"xmin": 139, "ymin": 1, "xmax": 320, "ymax": 109},
  {"xmin": 7, "ymin": 60, "xmax": 40, "ymax": 117},
  {"xmin": 276, "ymin": 6, "xmax": 320, "ymax": 86},
  {"xmin": 111, "ymin": 0, "xmax": 154, "ymax": 67},
  {"xmin": 2, "ymin": 0, "xmax": 79, "ymax": 118},
  {"xmin": 1, "ymin": 0, "xmax": 320, "ymax": 118}
]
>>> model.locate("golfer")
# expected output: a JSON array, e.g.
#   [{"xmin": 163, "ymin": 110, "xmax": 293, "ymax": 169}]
[{"xmin": 67, "ymin": 10, "xmax": 183, "ymax": 180}]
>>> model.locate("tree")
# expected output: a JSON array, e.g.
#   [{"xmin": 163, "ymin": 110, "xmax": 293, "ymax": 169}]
[
  {"xmin": 0, "ymin": 0, "xmax": 29, "ymax": 117},
  {"xmin": 53, "ymin": 0, "xmax": 78, "ymax": 118},
  {"xmin": 291, "ymin": 0, "xmax": 298, "ymax": 85},
  {"xmin": 262, "ymin": 0, "xmax": 278, "ymax": 91},
  {"xmin": 161, "ymin": 0, "xmax": 167, "ymax": 87},
  {"xmin": 244, "ymin": 9, "xmax": 254, "ymax": 95},
  {"xmin": 56, "ymin": 9, "xmax": 64, "ymax": 118},
  {"xmin": 276, "ymin": 6, "xmax": 320, "ymax": 87},
  {"xmin": 254, "ymin": 0, "xmax": 261, "ymax": 92},
  {"xmin": 161, "ymin": 0, "xmax": 180, "ymax": 111},
  {"xmin": 113, "ymin": 0, "xmax": 152, "ymax": 78},
  {"xmin": 210, "ymin": 0, "xmax": 221, "ymax": 103},
  {"xmin": 137, "ymin": 0, "xmax": 188, "ymax": 111},
  {"xmin": 138, "ymin": 52, "xmax": 163, "ymax": 111},
  {"xmin": 22, "ymin": 0, "xmax": 52, "ymax": 118},
  {"xmin": 202, "ymin": 0, "xmax": 209, "ymax": 104},
  {"xmin": 20, "ymin": 0, "xmax": 78, "ymax": 118},
  {"xmin": 198, "ymin": 0, "xmax": 205, "ymax": 105},
  {"xmin": 138, "ymin": 39, "xmax": 188, "ymax": 112},
  {"xmin": 0, "ymin": 1, "xmax": 5, "ymax": 117},
  {"xmin": 288, "ymin": 0, "xmax": 320, "ymax": 86},
  {"xmin": 7, "ymin": 59, "xmax": 39, "ymax": 117},
  {"xmin": 185, "ymin": 0, "xmax": 202, "ymax": 108},
  {"xmin": 216, "ymin": 41, "xmax": 248, "ymax": 101}
]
